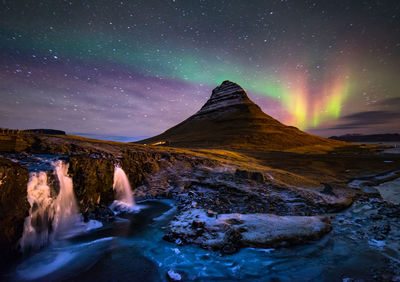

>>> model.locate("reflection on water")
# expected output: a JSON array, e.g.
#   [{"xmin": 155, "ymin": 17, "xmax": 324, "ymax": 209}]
[{"xmin": 2, "ymin": 197, "xmax": 400, "ymax": 281}]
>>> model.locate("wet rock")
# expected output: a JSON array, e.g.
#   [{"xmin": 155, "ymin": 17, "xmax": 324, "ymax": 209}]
[
  {"xmin": 392, "ymin": 275, "xmax": 400, "ymax": 281},
  {"xmin": 206, "ymin": 209, "xmax": 216, "ymax": 217},
  {"xmin": 162, "ymin": 233, "xmax": 176, "ymax": 243},
  {"xmin": 0, "ymin": 158, "xmax": 29, "ymax": 264},
  {"xmin": 321, "ymin": 183, "xmax": 335, "ymax": 196},
  {"xmin": 221, "ymin": 228, "xmax": 243, "ymax": 254},
  {"xmin": 166, "ymin": 269, "xmax": 183, "ymax": 281},
  {"xmin": 378, "ymin": 205, "xmax": 400, "ymax": 218},
  {"xmin": 191, "ymin": 220, "xmax": 205, "ymax": 229},
  {"xmin": 84, "ymin": 204, "xmax": 115, "ymax": 222},
  {"xmin": 68, "ymin": 156, "xmax": 114, "ymax": 213},
  {"xmin": 370, "ymin": 214, "xmax": 383, "ymax": 220},
  {"xmin": 235, "ymin": 169, "xmax": 265, "ymax": 183},
  {"xmin": 165, "ymin": 209, "xmax": 332, "ymax": 253},
  {"xmin": 370, "ymin": 222, "xmax": 391, "ymax": 237},
  {"xmin": 361, "ymin": 186, "xmax": 381, "ymax": 197}
]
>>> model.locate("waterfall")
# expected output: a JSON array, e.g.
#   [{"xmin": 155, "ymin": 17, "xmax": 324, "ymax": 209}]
[
  {"xmin": 110, "ymin": 166, "xmax": 136, "ymax": 213},
  {"xmin": 20, "ymin": 172, "xmax": 54, "ymax": 250},
  {"xmin": 20, "ymin": 160, "xmax": 102, "ymax": 251},
  {"xmin": 51, "ymin": 161, "xmax": 83, "ymax": 240}
]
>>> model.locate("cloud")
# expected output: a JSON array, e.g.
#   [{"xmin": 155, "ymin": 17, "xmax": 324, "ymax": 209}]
[
  {"xmin": 327, "ymin": 110, "xmax": 400, "ymax": 130},
  {"xmin": 377, "ymin": 97, "xmax": 400, "ymax": 107}
]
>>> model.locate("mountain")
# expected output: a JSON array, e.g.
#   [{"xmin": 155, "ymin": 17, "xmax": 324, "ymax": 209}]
[{"xmin": 137, "ymin": 81, "xmax": 342, "ymax": 150}]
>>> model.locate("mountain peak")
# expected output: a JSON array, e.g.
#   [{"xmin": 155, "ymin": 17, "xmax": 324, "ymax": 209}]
[
  {"xmin": 210, "ymin": 80, "xmax": 248, "ymax": 101},
  {"xmin": 195, "ymin": 81, "xmax": 252, "ymax": 116}
]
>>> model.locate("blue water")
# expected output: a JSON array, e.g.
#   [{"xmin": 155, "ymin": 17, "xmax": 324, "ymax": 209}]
[{"xmin": 3, "ymin": 199, "xmax": 399, "ymax": 281}]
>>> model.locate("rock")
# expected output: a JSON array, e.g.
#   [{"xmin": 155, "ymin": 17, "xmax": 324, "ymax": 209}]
[
  {"xmin": 371, "ymin": 214, "xmax": 383, "ymax": 220},
  {"xmin": 392, "ymin": 275, "xmax": 400, "ymax": 281},
  {"xmin": 0, "ymin": 158, "xmax": 29, "ymax": 264},
  {"xmin": 167, "ymin": 269, "xmax": 182, "ymax": 281},
  {"xmin": 321, "ymin": 183, "xmax": 335, "ymax": 196},
  {"xmin": 370, "ymin": 222, "xmax": 391, "ymax": 237},
  {"xmin": 206, "ymin": 209, "xmax": 216, "ymax": 217},
  {"xmin": 361, "ymin": 186, "xmax": 381, "ymax": 197},
  {"xmin": 165, "ymin": 209, "xmax": 332, "ymax": 253},
  {"xmin": 191, "ymin": 220, "xmax": 205, "ymax": 228},
  {"xmin": 68, "ymin": 156, "xmax": 114, "ymax": 213},
  {"xmin": 378, "ymin": 205, "xmax": 400, "ymax": 218},
  {"xmin": 235, "ymin": 169, "xmax": 265, "ymax": 183},
  {"xmin": 84, "ymin": 204, "xmax": 115, "ymax": 222},
  {"xmin": 221, "ymin": 228, "xmax": 243, "ymax": 254}
]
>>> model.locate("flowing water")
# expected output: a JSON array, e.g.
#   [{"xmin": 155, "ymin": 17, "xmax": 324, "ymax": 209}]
[
  {"xmin": 19, "ymin": 171, "xmax": 53, "ymax": 251},
  {"xmin": 19, "ymin": 160, "xmax": 102, "ymax": 251},
  {"xmin": 2, "ymin": 194, "xmax": 398, "ymax": 281},
  {"xmin": 110, "ymin": 166, "xmax": 137, "ymax": 213},
  {"xmin": 52, "ymin": 161, "xmax": 84, "ymax": 240}
]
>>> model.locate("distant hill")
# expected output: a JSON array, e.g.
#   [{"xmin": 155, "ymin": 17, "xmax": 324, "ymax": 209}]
[
  {"xmin": 330, "ymin": 133, "xmax": 400, "ymax": 142},
  {"xmin": 23, "ymin": 129, "xmax": 66, "ymax": 135},
  {"xmin": 136, "ymin": 81, "xmax": 343, "ymax": 150},
  {"xmin": 0, "ymin": 128, "xmax": 66, "ymax": 135}
]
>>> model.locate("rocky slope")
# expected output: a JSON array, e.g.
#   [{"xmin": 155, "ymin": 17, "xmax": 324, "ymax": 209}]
[{"xmin": 137, "ymin": 81, "xmax": 344, "ymax": 150}]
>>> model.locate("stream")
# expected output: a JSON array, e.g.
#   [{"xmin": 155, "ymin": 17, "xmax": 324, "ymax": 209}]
[
  {"xmin": 1, "ymin": 192, "xmax": 399, "ymax": 281},
  {"xmin": 0, "ymin": 154, "xmax": 399, "ymax": 281}
]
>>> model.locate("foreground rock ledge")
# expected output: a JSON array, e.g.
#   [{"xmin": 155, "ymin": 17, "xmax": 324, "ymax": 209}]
[{"xmin": 164, "ymin": 209, "xmax": 332, "ymax": 254}]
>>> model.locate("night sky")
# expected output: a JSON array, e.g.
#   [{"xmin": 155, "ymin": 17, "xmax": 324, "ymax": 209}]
[{"xmin": 1, "ymin": 0, "xmax": 399, "ymax": 140}]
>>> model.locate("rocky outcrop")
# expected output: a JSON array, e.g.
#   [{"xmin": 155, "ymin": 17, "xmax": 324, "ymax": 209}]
[
  {"xmin": 0, "ymin": 135, "xmax": 32, "ymax": 152},
  {"xmin": 124, "ymin": 150, "xmax": 220, "ymax": 200},
  {"xmin": 193, "ymin": 80, "xmax": 260, "ymax": 118},
  {"xmin": 68, "ymin": 156, "xmax": 115, "ymax": 214},
  {"xmin": 140, "ymin": 164, "xmax": 353, "ymax": 216},
  {"xmin": 0, "ymin": 158, "xmax": 29, "ymax": 263}
]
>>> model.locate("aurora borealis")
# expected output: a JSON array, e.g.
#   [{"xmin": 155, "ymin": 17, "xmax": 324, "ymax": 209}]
[{"xmin": 1, "ymin": 1, "xmax": 399, "ymax": 139}]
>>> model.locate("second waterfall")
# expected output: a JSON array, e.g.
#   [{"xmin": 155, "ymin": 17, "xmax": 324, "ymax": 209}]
[{"xmin": 110, "ymin": 166, "xmax": 137, "ymax": 213}]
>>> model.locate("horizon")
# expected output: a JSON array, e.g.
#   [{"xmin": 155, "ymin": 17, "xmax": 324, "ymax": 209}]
[{"xmin": 1, "ymin": 1, "xmax": 399, "ymax": 138}]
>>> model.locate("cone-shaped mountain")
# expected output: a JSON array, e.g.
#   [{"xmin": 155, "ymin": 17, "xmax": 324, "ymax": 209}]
[{"xmin": 137, "ymin": 81, "xmax": 341, "ymax": 150}]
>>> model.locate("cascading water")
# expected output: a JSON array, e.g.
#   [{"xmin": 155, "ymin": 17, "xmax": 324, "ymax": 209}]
[
  {"xmin": 19, "ymin": 160, "xmax": 102, "ymax": 251},
  {"xmin": 52, "ymin": 160, "xmax": 85, "ymax": 240},
  {"xmin": 19, "ymin": 172, "xmax": 54, "ymax": 250},
  {"xmin": 110, "ymin": 166, "xmax": 136, "ymax": 213}
]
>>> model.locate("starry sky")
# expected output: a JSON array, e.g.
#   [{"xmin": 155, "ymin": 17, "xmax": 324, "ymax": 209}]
[{"xmin": 1, "ymin": 0, "xmax": 399, "ymax": 140}]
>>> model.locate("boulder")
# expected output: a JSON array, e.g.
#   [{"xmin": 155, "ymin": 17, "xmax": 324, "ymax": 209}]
[{"xmin": 165, "ymin": 209, "xmax": 332, "ymax": 253}]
